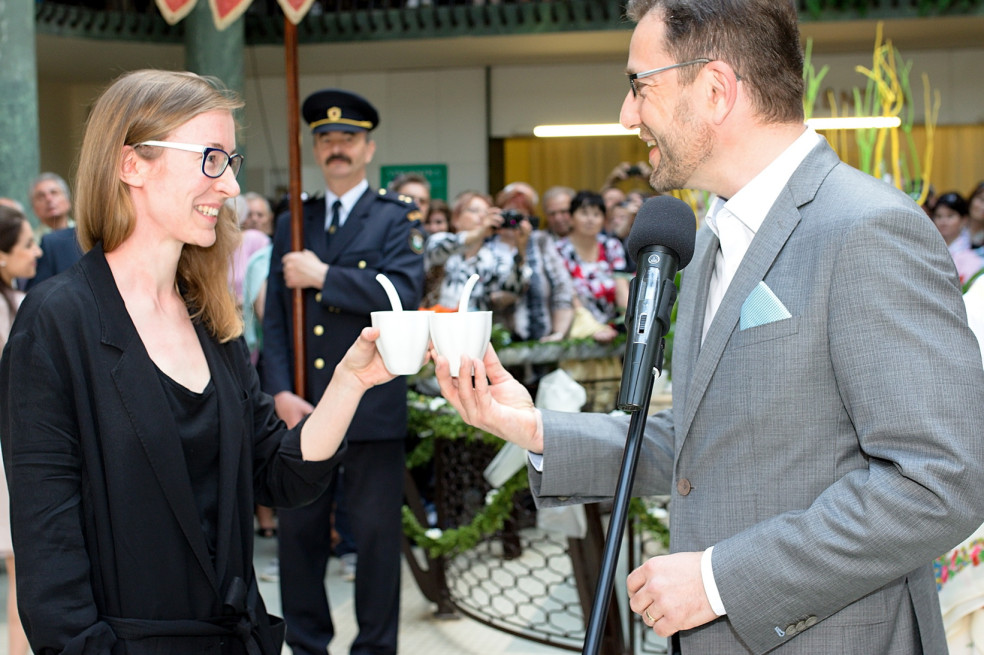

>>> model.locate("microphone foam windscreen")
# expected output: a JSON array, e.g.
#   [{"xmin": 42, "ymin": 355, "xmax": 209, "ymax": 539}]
[{"xmin": 625, "ymin": 195, "xmax": 697, "ymax": 268}]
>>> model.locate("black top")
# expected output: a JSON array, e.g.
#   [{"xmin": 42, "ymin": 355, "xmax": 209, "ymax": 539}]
[{"xmin": 157, "ymin": 369, "xmax": 220, "ymax": 562}]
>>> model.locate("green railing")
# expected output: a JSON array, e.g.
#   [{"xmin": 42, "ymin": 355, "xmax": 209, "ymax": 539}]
[{"xmin": 35, "ymin": 0, "xmax": 984, "ymax": 44}]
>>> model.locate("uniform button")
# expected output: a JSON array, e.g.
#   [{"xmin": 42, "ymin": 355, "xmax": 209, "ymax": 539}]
[
  {"xmin": 358, "ymin": 260, "xmax": 366, "ymax": 269},
  {"xmin": 314, "ymin": 358, "xmax": 325, "ymax": 369},
  {"xmin": 676, "ymin": 478, "xmax": 692, "ymax": 496},
  {"xmin": 313, "ymin": 325, "xmax": 324, "ymax": 336},
  {"xmin": 315, "ymin": 292, "xmax": 322, "ymax": 302}
]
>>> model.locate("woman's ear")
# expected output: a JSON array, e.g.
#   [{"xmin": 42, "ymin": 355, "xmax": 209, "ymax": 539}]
[{"xmin": 119, "ymin": 145, "xmax": 145, "ymax": 188}]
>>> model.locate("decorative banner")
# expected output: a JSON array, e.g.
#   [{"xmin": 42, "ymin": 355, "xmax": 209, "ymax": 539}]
[
  {"xmin": 209, "ymin": 0, "xmax": 253, "ymax": 31},
  {"xmin": 156, "ymin": 0, "xmax": 197, "ymax": 25},
  {"xmin": 276, "ymin": 0, "xmax": 319, "ymax": 25}
]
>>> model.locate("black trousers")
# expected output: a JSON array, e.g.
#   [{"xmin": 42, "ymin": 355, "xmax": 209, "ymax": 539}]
[{"xmin": 278, "ymin": 439, "xmax": 405, "ymax": 655}]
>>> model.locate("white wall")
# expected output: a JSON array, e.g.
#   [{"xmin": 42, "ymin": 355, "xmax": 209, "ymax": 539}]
[
  {"xmin": 36, "ymin": 43, "xmax": 984, "ymax": 201},
  {"xmin": 241, "ymin": 67, "xmax": 489, "ymax": 200}
]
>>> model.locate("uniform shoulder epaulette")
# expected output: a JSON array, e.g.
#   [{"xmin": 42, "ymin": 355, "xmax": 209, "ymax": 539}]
[
  {"xmin": 302, "ymin": 193, "xmax": 324, "ymax": 207},
  {"xmin": 375, "ymin": 188, "xmax": 414, "ymax": 206}
]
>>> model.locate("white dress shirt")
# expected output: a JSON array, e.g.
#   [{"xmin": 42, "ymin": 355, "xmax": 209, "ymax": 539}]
[
  {"xmin": 324, "ymin": 178, "xmax": 369, "ymax": 231},
  {"xmin": 699, "ymin": 127, "xmax": 822, "ymax": 615}
]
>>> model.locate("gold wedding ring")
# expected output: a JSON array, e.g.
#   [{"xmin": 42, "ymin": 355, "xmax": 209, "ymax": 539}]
[{"xmin": 645, "ymin": 609, "xmax": 656, "ymax": 625}]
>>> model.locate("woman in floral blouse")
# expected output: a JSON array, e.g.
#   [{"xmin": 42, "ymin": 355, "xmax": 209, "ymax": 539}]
[{"xmin": 555, "ymin": 190, "xmax": 629, "ymax": 341}]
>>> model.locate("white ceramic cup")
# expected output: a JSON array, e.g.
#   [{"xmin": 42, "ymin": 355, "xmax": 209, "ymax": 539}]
[
  {"xmin": 371, "ymin": 310, "xmax": 434, "ymax": 376},
  {"xmin": 429, "ymin": 310, "xmax": 493, "ymax": 377}
]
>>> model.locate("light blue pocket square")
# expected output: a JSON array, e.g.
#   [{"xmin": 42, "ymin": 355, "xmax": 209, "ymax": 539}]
[{"xmin": 740, "ymin": 281, "xmax": 792, "ymax": 330}]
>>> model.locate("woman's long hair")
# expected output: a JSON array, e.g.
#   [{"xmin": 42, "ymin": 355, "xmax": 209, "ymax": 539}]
[
  {"xmin": 0, "ymin": 205, "xmax": 27, "ymax": 315},
  {"xmin": 75, "ymin": 69, "xmax": 245, "ymax": 342}
]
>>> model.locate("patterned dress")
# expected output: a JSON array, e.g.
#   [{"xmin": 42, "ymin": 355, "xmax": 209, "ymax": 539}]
[
  {"xmin": 555, "ymin": 234, "xmax": 627, "ymax": 323},
  {"xmin": 425, "ymin": 231, "xmax": 529, "ymax": 311}
]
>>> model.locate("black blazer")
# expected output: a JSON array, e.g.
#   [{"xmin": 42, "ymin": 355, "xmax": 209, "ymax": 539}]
[
  {"xmin": 262, "ymin": 187, "xmax": 425, "ymax": 442},
  {"xmin": 0, "ymin": 244, "xmax": 341, "ymax": 655}
]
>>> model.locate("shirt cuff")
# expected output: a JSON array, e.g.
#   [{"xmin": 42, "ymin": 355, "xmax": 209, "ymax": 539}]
[
  {"xmin": 528, "ymin": 452, "xmax": 544, "ymax": 471},
  {"xmin": 701, "ymin": 546, "xmax": 727, "ymax": 616}
]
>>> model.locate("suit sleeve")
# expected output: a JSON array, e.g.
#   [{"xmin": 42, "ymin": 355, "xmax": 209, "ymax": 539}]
[
  {"xmin": 0, "ymin": 329, "xmax": 117, "ymax": 654},
  {"xmin": 713, "ymin": 205, "xmax": 984, "ymax": 653},
  {"xmin": 532, "ymin": 408, "xmax": 675, "ymax": 506},
  {"xmin": 320, "ymin": 205, "xmax": 425, "ymax": 315},
  {"xmin": 230, "ymin": 338, "xmax": 341, "ymax": 507},
  {"xmin": 260, "ymin": 212, "xmax": 294, "ymax": 397}
]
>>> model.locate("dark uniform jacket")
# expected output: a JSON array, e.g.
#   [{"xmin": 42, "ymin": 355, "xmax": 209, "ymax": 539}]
[
  {"xmin": 25, "ymin": 226, "xmax": 83, "ymax": 290},
  {"xmin": 0, "ymin": 245, "xmax": 342, "ymax": 654},
  {"xmin": 262, "ymin": 187, "xmax": 425, "ymax": 441}
]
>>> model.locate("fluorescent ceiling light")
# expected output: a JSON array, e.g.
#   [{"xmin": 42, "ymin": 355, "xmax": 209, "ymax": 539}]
[
  {"xmin": 533, "ymin": 123, "xmax": 640, "ymax": 137},
  {"xmin": 806, "ymin": 116, "xmax": 903, "ymax": 130}
]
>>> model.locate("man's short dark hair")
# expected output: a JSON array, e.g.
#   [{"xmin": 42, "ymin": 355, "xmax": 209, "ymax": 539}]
[{"xmin": 625, "ymin": 0, "xmax": 805, "ymax": 124}]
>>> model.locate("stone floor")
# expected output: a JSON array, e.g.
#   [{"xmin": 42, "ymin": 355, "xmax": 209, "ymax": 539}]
[{"xmin": 0, "ymin": 532, "xmax": 574, "ymax": 654}]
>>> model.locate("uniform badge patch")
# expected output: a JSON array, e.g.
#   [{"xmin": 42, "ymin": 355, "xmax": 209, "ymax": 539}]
[
  {"xmin": 407, "ymin": 210, "xmax": 423, "ymax": 222},
  {"xmin": 409, "ymin": 228, "xmax": 425, "ymax": 254}
]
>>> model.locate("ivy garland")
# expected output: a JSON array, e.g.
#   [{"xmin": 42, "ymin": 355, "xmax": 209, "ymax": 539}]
[{"xmin": 402, "ymin": 388, "xmax": 672, "ymax": 558}]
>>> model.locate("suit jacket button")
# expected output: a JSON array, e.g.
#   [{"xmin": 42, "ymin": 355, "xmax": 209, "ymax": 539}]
[
  {"xmin": 314, "ymin": 358, "xmax": 325, "ymax": 370},
  {"xmin": 358, "ymin": 260, "xmax": 366, "ymax": 269},
  {"xmin": 315, "ymin": 292, "xmax": 323, "ymax": 302},
  {"xmin": 313, "ymin": 325, "xmax": 325, "ymax": 336},
  {"xmin": 676, "ymin": 478, "xmax": 692, "ymax": 496},
  {"xmin": 785, "ymin": 623, "xmax": 797, "ymax": 636},
  {"xmin": 805, "ymin": 616, "xmax": 817, "ymax": 627},
  {"xmin": 795, "ymin": 619, "xmax": 806, "ymax": 632}
]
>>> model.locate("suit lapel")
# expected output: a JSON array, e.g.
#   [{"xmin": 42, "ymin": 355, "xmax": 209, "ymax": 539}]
[
  {"xmin": 672, "ymin": 226, "xmax": 717, "ymax": 425},
  {"xmin": 85, "ymin": 248, "xmax": 220, "ymax": 593},
  {"xmin": 677, "ymin": 141, "xmax": 838, "ymax": 443}
]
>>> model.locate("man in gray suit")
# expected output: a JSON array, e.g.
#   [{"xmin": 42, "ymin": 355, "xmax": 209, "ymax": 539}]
[{"xmin": 434, "ymin": 1, "xmax": 984, "ymax": 653}]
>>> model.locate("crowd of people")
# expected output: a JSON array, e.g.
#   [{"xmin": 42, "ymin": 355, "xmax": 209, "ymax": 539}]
[
  {"xmin": 1, "ymin": 3, "xmax": 983, "ymax": 652},
  {"xmin": 927, "ymin": 182, "xmax": 984, "ymax": 288}
]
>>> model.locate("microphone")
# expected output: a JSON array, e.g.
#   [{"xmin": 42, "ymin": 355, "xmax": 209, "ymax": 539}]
[{"xmin": 617, "ymin": 196, "xmax": 697, "ymax": 412}]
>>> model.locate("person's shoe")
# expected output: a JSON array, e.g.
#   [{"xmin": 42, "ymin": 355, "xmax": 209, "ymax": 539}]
[
  {"xmin": 339, "ymin": 553, "xmax": 357, "ymax": 582},
  {"xmin": 259, "ymin": 558, "xmax": 279, "ymax": 583}
]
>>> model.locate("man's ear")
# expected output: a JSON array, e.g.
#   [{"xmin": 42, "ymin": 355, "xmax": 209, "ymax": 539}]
[
  {"xmin": 702, "ymin": 60, "xmax": 740, "ymax": 126},
  {"xmin": 119, "ymin": 145, "xmax": 145, "ymax": 188}
]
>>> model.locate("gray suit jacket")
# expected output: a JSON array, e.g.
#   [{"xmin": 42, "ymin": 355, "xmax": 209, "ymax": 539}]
[{"xmin": 534, "ymin": 141, "xmax": 984, "ymax": 654}]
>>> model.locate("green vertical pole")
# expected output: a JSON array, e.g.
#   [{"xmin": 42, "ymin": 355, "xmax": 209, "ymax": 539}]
[
  {"xmin": 184, "ymin": 2, "xmax": 246, "ymax": 165},
  {"xmin": 0, "ymin": 0, "xmax": 41, "ymax": 224}
]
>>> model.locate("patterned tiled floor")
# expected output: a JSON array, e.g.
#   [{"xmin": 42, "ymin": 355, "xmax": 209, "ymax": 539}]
[{"xmin": 251, "ymin": 533, "xmax": 571, "ymax": 654}]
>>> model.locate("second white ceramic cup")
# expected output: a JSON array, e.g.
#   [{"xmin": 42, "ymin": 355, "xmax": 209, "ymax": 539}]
[
  {"xmin": 429, "ymin": 310, "xmax": 492, "ymax": 377},
  {"xmin": 371, "ymin": 310, "xmax": 433, "ymax": 376}
]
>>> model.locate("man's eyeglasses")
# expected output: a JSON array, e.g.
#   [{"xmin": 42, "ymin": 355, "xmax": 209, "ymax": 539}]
[
  {"xmin": 627, "ymin": 58, "xmax": 711, "ymax": 98},
  {"xmin": 135, "ymin": 141, "xmax": 244, "ymax": 179}
]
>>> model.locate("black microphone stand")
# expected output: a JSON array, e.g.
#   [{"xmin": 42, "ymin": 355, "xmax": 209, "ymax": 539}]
[{"xmin": 581, "ymin": 365, "xmax": 657, "ymax": 655}]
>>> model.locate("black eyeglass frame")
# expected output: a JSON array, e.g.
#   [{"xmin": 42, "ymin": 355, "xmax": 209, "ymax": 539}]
[{"xmin": 135, "ymin": 140, "xmax": 245, "ymax": 179}]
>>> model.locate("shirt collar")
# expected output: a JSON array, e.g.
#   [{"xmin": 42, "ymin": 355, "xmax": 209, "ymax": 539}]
[
  {"xmin": 325, "ymin": 178, "xmax": 369, "ymax": 219},
  {"xmin": 705, "ymin": 127, "xmax": 822, "ymax": 239}
]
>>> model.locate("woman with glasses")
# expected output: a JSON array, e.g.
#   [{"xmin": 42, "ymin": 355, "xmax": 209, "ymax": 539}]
[
  {"xmin": 0, "ymin": 69, "xmax": 397, "ymax": 655},
  {"xmin": 423, "ymin": 190, "xmax": 530, "ymax": 311}
]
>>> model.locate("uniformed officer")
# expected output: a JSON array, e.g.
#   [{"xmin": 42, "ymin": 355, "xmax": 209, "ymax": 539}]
[{"xmin": 262, "ymin": 88, "xmax": 426, "ymax": 655}]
